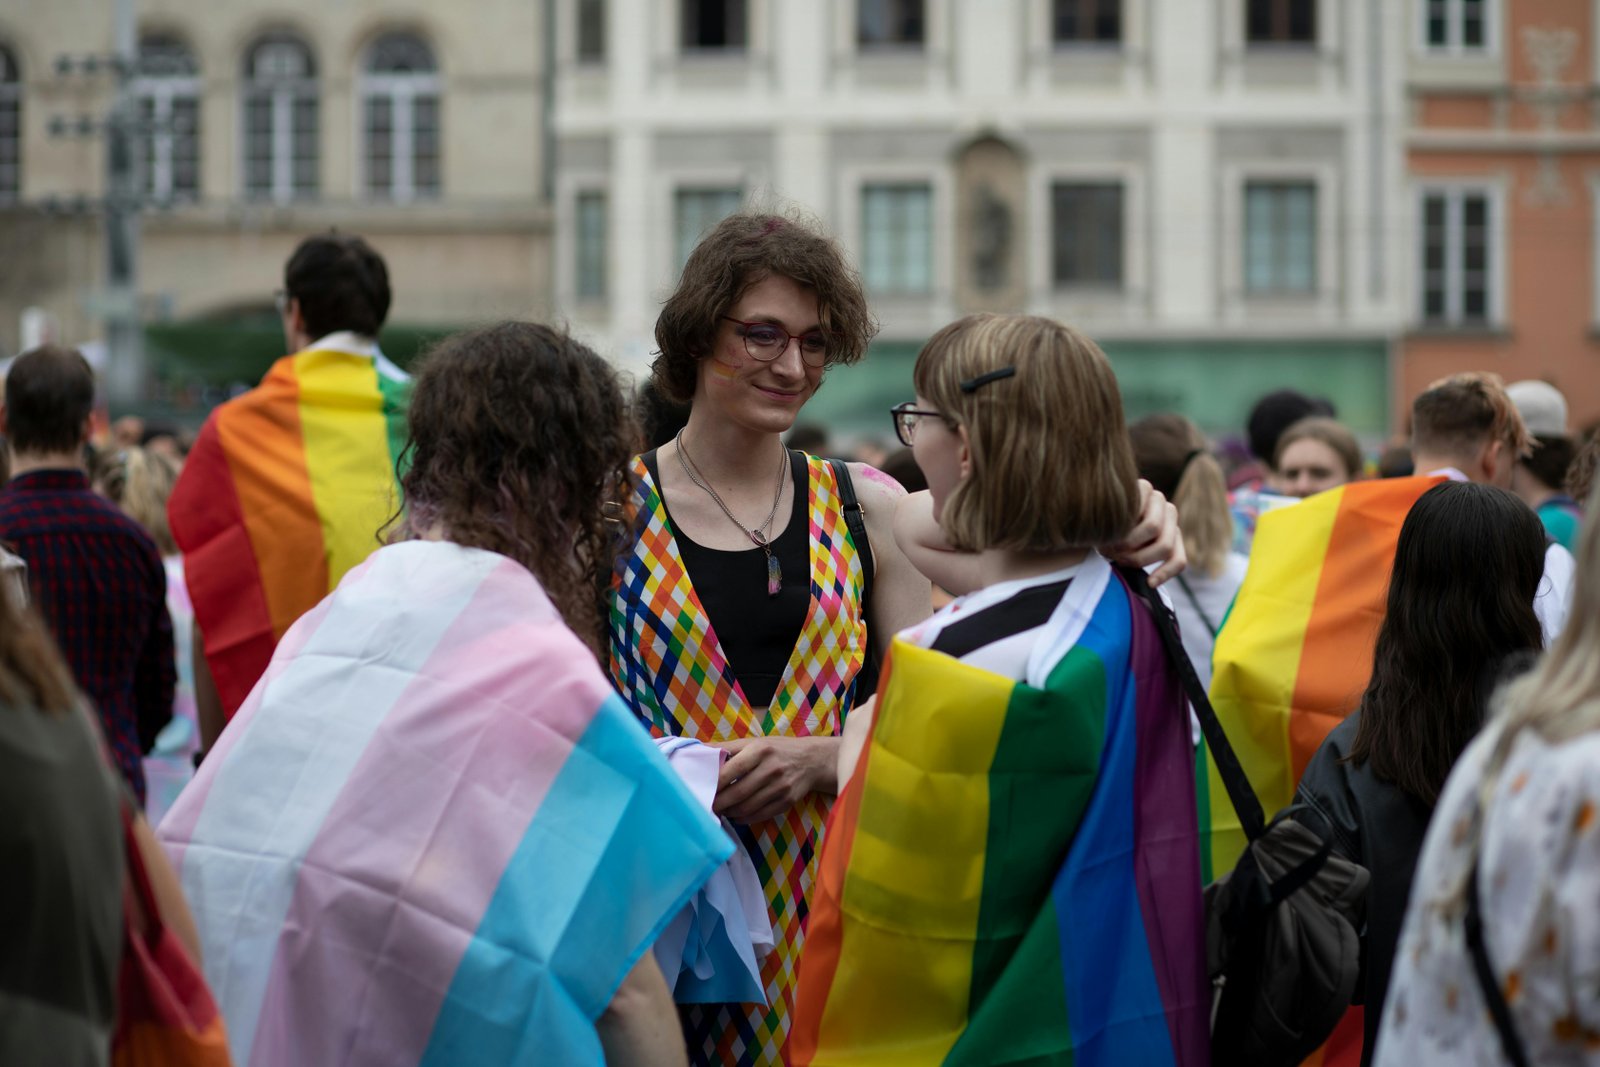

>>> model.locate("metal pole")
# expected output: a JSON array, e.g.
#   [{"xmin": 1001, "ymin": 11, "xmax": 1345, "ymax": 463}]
[{"xmin": 103, "ymin": 0, "xmax": 143, "ymax": 409}]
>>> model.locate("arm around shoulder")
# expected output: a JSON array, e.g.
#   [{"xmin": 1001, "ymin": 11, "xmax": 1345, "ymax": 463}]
[{"xmin": 850, "ymin": 464, "xmax": 933, "ymax": 640}]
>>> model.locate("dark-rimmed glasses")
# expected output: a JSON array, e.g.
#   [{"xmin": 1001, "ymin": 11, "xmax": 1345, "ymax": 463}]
[
  {"xmin": 890, "ymin": 401, "xmax": 947, "ymax": 447},
  {"xmin": 723, "ymin": 317, "xmax": 831, "ymax": 368}
]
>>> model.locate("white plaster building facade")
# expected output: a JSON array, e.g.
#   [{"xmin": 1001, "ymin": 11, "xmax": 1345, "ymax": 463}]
[{"xmin": 551, "ymin": 0, "xmax": 1414, "ymax": 437}]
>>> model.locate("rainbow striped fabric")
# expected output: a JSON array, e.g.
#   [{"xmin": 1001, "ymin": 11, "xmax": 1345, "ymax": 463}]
[
  {"xmin": 168, "ymin": 344, "xmax": 410, "ymax": 717},
  {"xmin": 158, "ymin": 540, "xmax": 732, "ymax": 1066},
  {"xmin": 1199, "ymin": 475, "xmax": 1444, "ymax": 880},
  {"xmin": 791, "ymin": 558, "xmax": 1207, "ymax": 1066}
]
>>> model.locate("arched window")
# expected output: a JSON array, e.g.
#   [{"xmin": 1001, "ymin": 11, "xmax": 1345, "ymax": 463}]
[
  {"xmin": 0, "ymin": 45, "xmax": 20, "ymax": 203},
  {"xmin": 360, "ymin": 33, "xmax": 440, "ymax": 201},
  {"xmin": 133, "ymin": 34, "xmax": 201, "ymax": 202},
  {"xmin": 243, "ymin": 34, "xmax": 317, "ymax": 202}
]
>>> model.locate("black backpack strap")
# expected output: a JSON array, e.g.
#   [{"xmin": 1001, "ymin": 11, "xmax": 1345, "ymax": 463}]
[
  {"xmin": 1466, "ymin": 853, "xmax": 1532, "ymax": 1067},
  {"xmin": 829, "ymin": 459, "xmax": 878, "ymax": 703},
  {"xmin": 1117, "ymin": 564, "xmax": 1266, "ymax": 842}
]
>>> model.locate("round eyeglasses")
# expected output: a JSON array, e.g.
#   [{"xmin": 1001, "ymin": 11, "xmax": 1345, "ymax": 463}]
[
  {"xmin": 723, "ymin": 317, "xmax": 832, "ymax": 368},
  {"xmin": 890, "ymin": 401, "xmax": 947, "ymax": 448}
]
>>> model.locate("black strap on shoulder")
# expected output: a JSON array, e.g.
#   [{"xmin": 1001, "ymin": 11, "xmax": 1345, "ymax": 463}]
[
  {"xmin": 829, "ymin": 459, "xmax": 878, "ymax": 702},
  {"xmin": 1117, "ymin": 564, "xmax": 1266, "ymax": 842},
  {"xmin": 1466, "ymin": 853, "xmax": 1532, "ymax": 1067}
]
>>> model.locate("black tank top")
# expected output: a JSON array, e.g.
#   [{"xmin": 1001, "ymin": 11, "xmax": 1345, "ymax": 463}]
[{"xmin": 644, "ymin": 449, "xmax": 811, "ymax": 710}]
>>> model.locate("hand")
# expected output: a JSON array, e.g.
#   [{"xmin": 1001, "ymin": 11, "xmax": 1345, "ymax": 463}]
[
  {"xmin": 709, "ymin": 736, "xmax": 839, "ymax": 824},
  {"xmin": 1102, "ymin": 479, "xmax": 1187, "ymax": 588}
]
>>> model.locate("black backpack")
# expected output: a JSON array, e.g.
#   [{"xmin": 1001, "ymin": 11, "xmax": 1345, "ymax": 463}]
[{"xmin": 1119, "ymin": 566, "xmax": 1370, "ymax": 1066}]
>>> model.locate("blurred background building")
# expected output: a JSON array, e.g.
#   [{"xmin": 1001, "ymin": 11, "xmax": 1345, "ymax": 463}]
[{"xmin": 1, "ymin": 0, "xmax": 1597, "ymax": 438}]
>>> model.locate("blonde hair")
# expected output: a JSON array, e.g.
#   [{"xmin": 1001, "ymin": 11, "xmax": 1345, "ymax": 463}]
[
  {"xmin": 1273, "ymin": 416, "xmax": 1363, "ymax": 481},
  {"xmin": 912, "ymin": 314, "xmax": 1138, "ymax": 552},
  {"xmin": 98, "ymin": 446, "xmax": 181, "ymax": 556},
  {"xmin": 1129, "ymin": 414, "xmax": 1232, "ymax": 579}
]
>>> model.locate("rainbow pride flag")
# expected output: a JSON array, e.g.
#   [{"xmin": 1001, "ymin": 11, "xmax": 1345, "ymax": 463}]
[
  {"xmin": 158, "ymin": 540, "xmax": 733, "ymax": 1066},
  {"xmin": 792, "ymin": 557, "xmax": 1207, "ymax": 1066},
  {"xmin": 168, "ymin": 344, "xmax": 410, "ymax": 717},
  {"xmin": 1199, "ymin": 475, "xmax": 1444, "ymax": 881}
]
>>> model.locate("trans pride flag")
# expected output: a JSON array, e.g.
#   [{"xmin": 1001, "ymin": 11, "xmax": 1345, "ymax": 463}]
[
  {"xmin": 1198, "ymin": 476, "xmax": 1444, "ymax": 881},
  {"xmin": 169, "ymin": 344, "xmax": 410, "ymax": 717},
  {"xmin": 792, "ymin": 557, "xmax": 1207, "ymax": 1066},
  {"xmin": 158, "ymin": 540, "xmax": 733, "ymax": 1066}
]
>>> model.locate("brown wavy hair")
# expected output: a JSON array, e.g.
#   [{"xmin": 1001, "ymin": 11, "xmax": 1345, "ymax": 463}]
[
  {"xmin": 0, "ymin": 580, "xmax": 79, "ymax": 715},
  {"xmin": 652, "ymin": 211, "xmax": 878, "ymax": 404},
  {"xmin": 393, "ymin": 322, "xmax": 636, "ymax": 658}
]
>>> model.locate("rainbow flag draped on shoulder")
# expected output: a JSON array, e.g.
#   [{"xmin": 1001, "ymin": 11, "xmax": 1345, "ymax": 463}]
[
  {"xmin": 1198, "ymin": 475, "xmax": 1445, "ymax": 882},
  {"xmin": 158, "ymin": 540, "xmax": 732, "ymax": 1067},
  {"xmin": 169, "ymin": 343, "xmax": 411, "ymax": 717},
  {"xmin": 792, "ymin": 556, "xmax": 1208, "ymax": 1067}
]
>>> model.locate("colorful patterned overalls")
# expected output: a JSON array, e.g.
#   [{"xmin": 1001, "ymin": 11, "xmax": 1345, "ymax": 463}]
[{"xmin": 609, "ymin": 453, "xmax": 869, "ymax": 1066}]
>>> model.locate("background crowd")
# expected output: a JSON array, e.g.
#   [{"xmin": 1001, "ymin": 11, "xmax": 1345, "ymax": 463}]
[{"xmin": 4, "ymin": 217, "xmax": 1599, "ymax": 1067}]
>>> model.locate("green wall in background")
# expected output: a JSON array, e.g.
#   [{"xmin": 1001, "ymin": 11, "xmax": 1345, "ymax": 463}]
[{"xmin": 801, "ymin": 337, "xmax": 1391, "ymax": 445}]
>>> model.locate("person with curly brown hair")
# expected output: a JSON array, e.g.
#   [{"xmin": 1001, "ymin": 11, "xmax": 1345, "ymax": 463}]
[{"xmin": 161, "ymin": 322, "xmax": 730, "ymax": 1067}]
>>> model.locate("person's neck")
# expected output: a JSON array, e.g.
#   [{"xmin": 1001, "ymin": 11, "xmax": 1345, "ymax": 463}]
[
  {"xmin": 972, "ymin": 546, "xmax": 1089, "ymax": 590},
  {"xmin": 1411, "ymin": 452, "xmax": 1472, "ymax": 482},
  {"xmin": 9, "ymin": 449, "xmax": 84, "ymax": 477},
  {"xmin": 674, "ymin": 409, "xmax": 789, "ymax": 484},
  {"xmin": 1513, "ymin": 479, "xmax": 1558, "ymax": 510}
]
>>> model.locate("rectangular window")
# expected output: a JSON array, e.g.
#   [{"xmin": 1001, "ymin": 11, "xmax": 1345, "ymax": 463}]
[
  {"xmin": 0, "ymin": 97, "xmax": 16, "ymax": 202},
  {"xmin": 1244, "ymin": 181, "xmax": 1317, "ymax": 294},
  {"xmin": 1051, "ymin": 182, "xmax": 1124, "ymax": 286},
  {"xmin": 412, "ymin": 94, "xmax": 440, "ymax": 196},
  {"xmin": 859, "ymin": 0, "xmax": 925, "ymax": 48},
  {"xmin": 292, "ymin": 96, "xmax": 319, "ymax": 198},
  {"xmin": 682, "ymin": 0, "xmax": 747, "ymax": 51},
  {"xmin": 861, "ymin": 182, "xmax": 933, "ymax": 295},
  {"xmin": 675, "ymin": 187, "xmax": 742, "ymax": 272},
  {"xmin": 1053, "ymin": 0, "xmax": 1122, "ymax": 44},
  {"xmin": 364, "ymin": 96, "xmax": 393, "ymax": 197},
  {"xmin": 576, "ymin": 191, "xmax": 607, "ymax": 300},
  {"xmin": 1247, "ymin": 0, "xmax": 1316, "ymax": 44},
  {"xmin": 578, "ymin": 0, "xmax": 606, "ymax": 61},
  {"xmin": 244, "ymin": 97, "xmax": 274, "ymax": 198},
  {"xmin": 1420, "ymin": 187, "xmax": 1493, "ymax": 326},
  {"xmin": 169, "ymin": 97, "xmax": 201, "ymax": 199},
  {"xmin": 1425, "ymin": 0, "xmax": 1489, "ymax": 52}
]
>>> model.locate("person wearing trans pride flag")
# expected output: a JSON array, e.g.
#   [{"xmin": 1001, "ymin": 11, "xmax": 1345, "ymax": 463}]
[
  {"xmin": 159, "ymin": 324, "xmax": 731, "ymax": 1067},
  {"xmin": 169, "ymin": 233, "xmax": 411, "ymax": 754},
  {"xmin": 792, "ymin": 314, "xmax": 1207, "ymax": 1066}
]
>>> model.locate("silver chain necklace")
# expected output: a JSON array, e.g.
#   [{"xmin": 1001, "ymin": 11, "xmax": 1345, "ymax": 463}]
[{"xmin": 674, "ymin": 429, "xmax": 788, "ymax": 597}]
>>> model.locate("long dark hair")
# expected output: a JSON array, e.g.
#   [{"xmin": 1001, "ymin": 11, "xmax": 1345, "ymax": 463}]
[
  {"xmin": 1345, "ymin": 481, "xmax": 1545, "ymax": 803},
  {"xmin": 395, "ymin": 322, "xmax": 636, "ymax": 658}
]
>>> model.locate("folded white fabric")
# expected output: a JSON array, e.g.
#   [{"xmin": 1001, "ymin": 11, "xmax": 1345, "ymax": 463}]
[{"xmin": 652, "ymin": 736, "xmax": 776, "ymax": 1004}]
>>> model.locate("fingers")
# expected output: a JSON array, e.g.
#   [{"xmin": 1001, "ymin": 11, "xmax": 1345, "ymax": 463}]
[{"xmin": 1147, "ymin": 528, "xmax": 1189, "ymax": 589}]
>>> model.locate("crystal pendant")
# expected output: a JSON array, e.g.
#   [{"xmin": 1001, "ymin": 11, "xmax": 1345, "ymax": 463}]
[{"xmin": 766, "ymin": 549, "xmax": 782, "ymax": 597}]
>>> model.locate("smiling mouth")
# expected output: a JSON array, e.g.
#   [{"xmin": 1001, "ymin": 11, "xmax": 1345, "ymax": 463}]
[{"xmin": 756, "ymin": 386, "xmax": 803, "ymax": 400}]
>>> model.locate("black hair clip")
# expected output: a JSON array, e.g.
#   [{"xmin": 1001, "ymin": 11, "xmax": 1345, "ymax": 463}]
[{"xmin": 959, "ymin": 366, "xmax": 1017, "ymax": 394}]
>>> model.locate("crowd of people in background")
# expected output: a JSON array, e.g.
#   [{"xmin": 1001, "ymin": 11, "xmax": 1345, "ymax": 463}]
[{"xmin": 5, "ymin": 213, "xmax": 1600, "ymax": 1067}]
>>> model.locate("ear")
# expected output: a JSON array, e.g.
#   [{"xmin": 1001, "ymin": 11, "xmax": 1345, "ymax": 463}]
[
  {"xmin": 1480, "ymin": 437, "xmax": 1505, "ymax": 484},
  {"xmin": 957, "ymin": 423, "xmax": 973, "ymax": 478}
]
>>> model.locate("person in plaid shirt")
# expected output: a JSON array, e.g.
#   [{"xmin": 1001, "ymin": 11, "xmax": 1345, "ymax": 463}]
[{"xmin": 0, "ymin": 345, "xmax": 175, "ymax": 804}]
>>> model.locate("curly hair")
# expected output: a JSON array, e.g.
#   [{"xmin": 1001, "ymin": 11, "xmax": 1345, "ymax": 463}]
[
  {"xmin": 652, "ymin": 211, "xmax": 878, "ymax": 404},
  {"xmin": 394, "ymin": 322, "xmax": 637, "ymax": 658}
]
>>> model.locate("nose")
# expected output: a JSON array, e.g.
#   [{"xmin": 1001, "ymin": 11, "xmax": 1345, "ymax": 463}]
[{"xmin": 768, "ymin": 335, "xmax": 807, "ymax": 379}]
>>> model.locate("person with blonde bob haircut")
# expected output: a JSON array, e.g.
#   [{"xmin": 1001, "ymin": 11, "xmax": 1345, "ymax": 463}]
[
  {"xmin": 1377, "ymin": 486, "xmax": 1600, "ymax": 1066},
  {"xmin": 795, "ymin": 314, "xmax": 1207, "ymax": 1064},
  {"xmin": 1131, "ymin": 413, "xmax": 1249, "ymax": 688}
]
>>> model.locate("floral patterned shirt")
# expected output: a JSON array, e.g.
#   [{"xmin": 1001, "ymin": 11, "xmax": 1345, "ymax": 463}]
[{"xmin": 1376, "ymin": 720, "xmax": 1600, "ymax": 1065}]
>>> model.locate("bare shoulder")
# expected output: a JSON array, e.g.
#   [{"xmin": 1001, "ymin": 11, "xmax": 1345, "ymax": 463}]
[{"xmin": 844, "ymin": 461, "xmax": 908, "ymax": 511}]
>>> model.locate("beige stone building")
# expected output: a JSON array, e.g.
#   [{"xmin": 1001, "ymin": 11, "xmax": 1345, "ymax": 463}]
[{"xmin": 0, "ymin": 0, "xmax": 551, "ymax": 406}]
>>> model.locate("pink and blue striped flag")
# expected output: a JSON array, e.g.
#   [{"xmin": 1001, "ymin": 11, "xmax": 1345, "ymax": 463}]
[{"xmin": 158, "ymin": 540, "xmax": 733, "ymax": 1066}]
